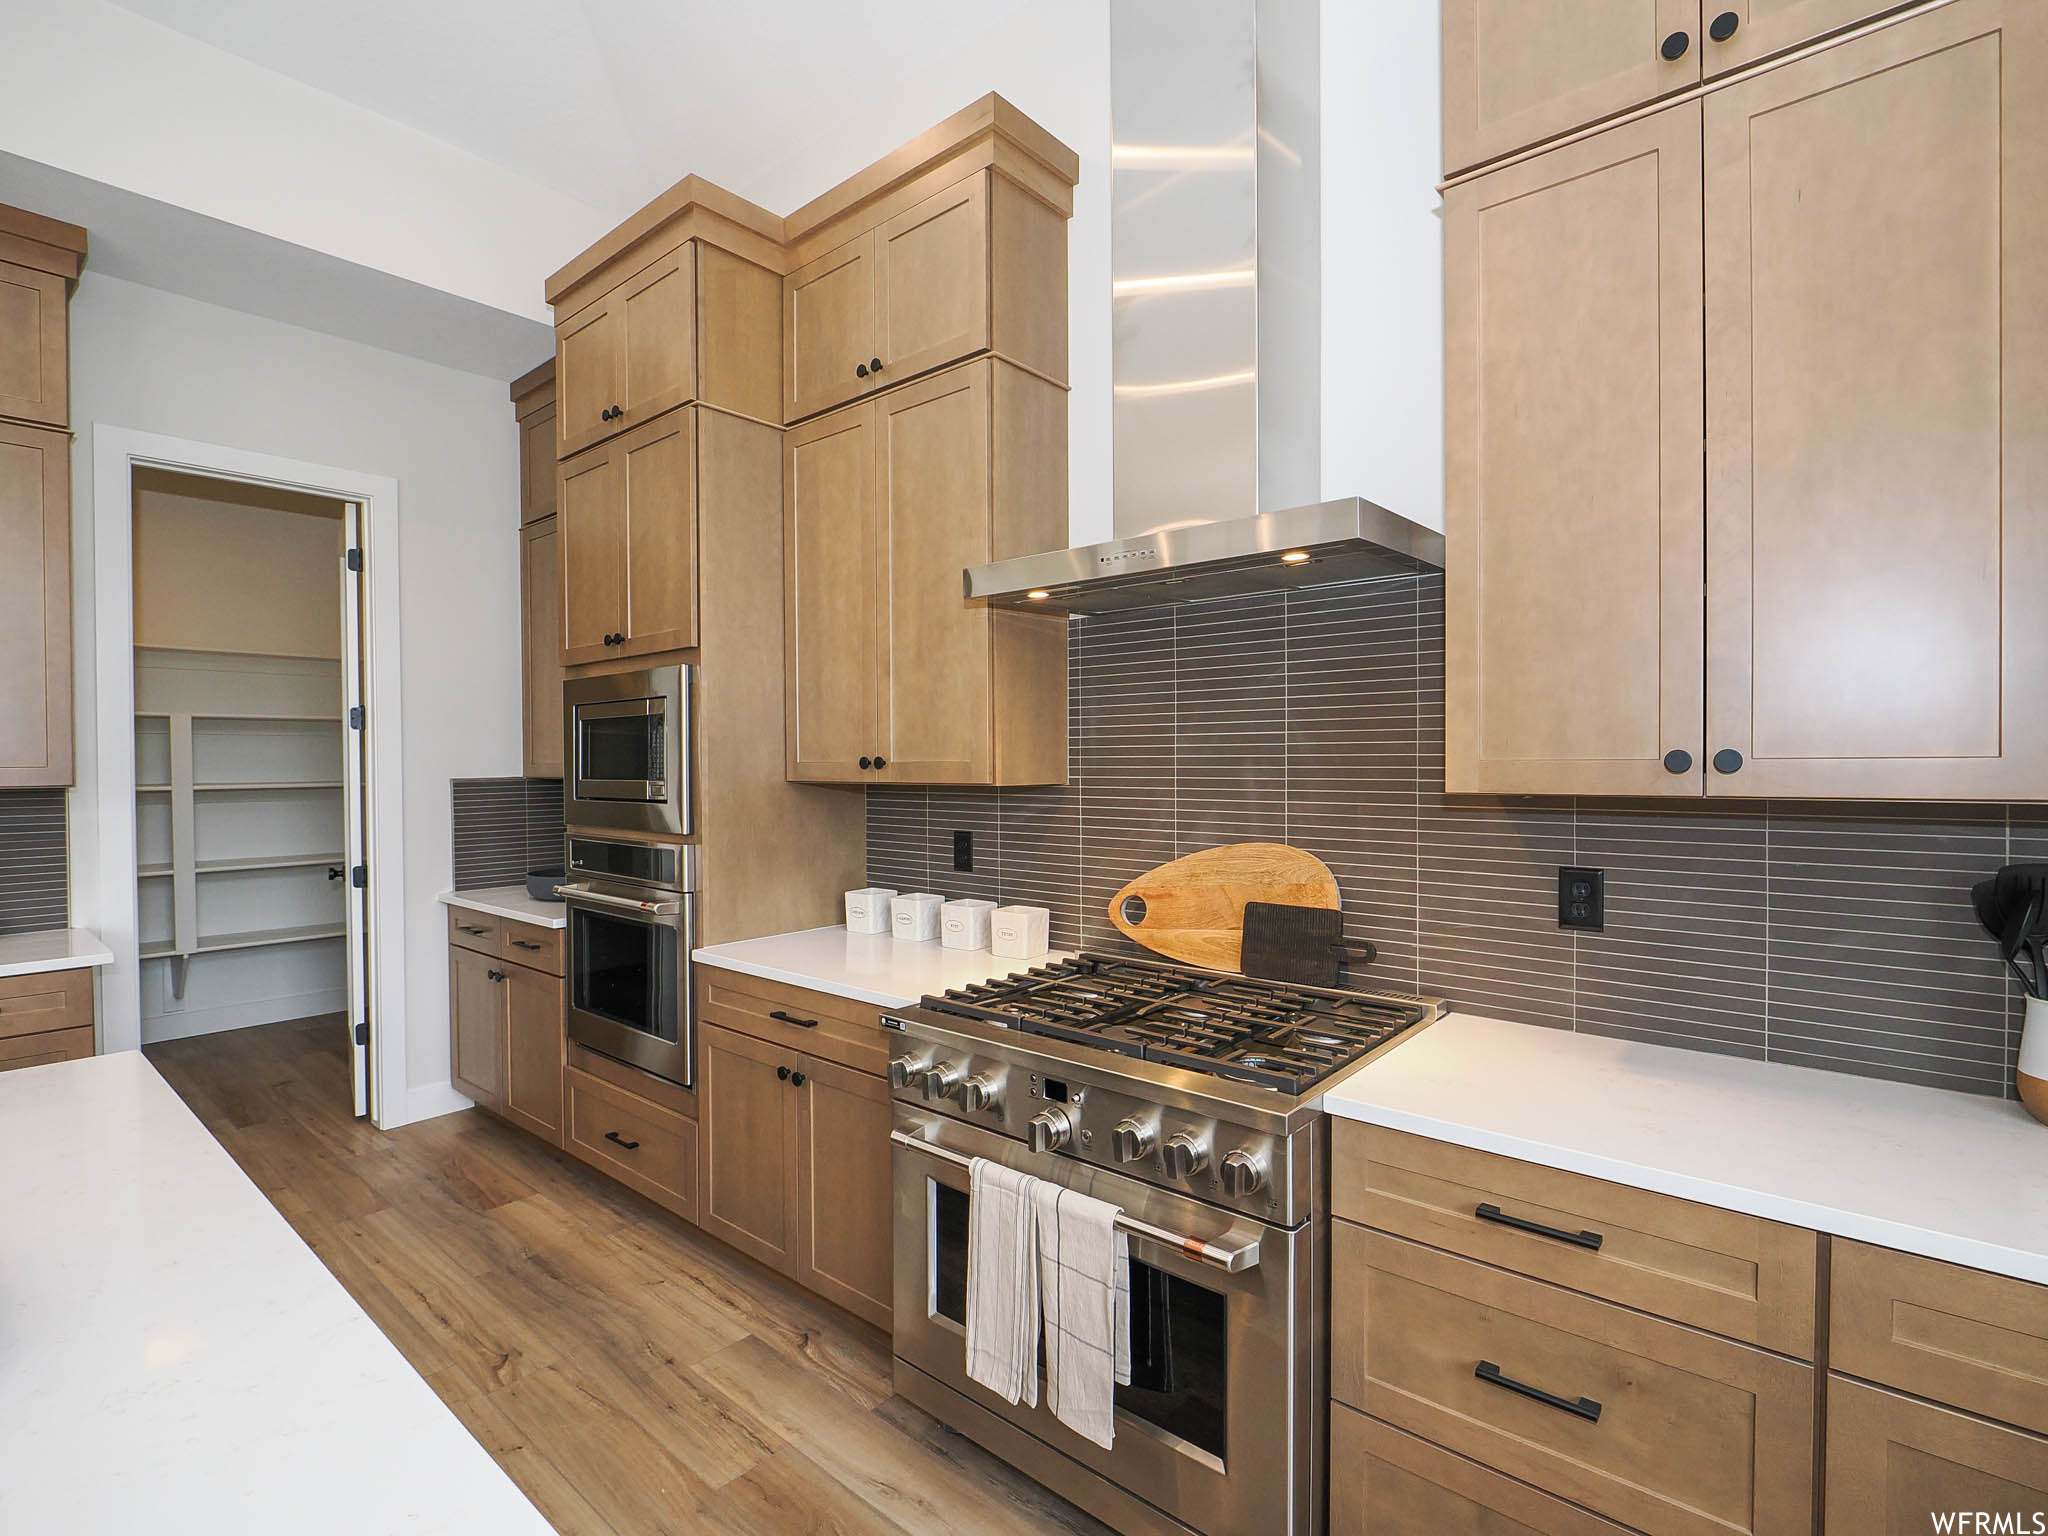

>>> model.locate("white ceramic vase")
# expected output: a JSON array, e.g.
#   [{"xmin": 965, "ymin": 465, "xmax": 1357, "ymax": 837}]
[{"xmin": 2022, "ymin": 995, "xmax": 2048, "ymax": 1126}]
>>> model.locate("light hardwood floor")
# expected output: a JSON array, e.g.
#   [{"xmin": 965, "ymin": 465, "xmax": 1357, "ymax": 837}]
[{"xmin": 145, "ymin": 1016, "xmax": 1112, "ymax": 1536}]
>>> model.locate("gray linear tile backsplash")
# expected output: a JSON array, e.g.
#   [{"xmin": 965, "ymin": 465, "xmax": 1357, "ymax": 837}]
[
  {"xmin": 451, "ymin": 778, "xmax": 565, "ymax": 890},
  {"xmin": 868, "ymin": 572, "xmax": 2034, "ymax": 1099},
  {"xmin": 0, "ymin": 789, "xmax": 67, "ymax": 935}
]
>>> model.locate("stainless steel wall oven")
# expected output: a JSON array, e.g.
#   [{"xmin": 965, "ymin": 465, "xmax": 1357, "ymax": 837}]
[{"xmin": 560, "ymin": 835, "xmax": 698, "ymax": 1089}]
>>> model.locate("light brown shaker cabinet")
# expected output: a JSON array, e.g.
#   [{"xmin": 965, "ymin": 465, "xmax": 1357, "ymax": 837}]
[
  {"xmin": 1447, "ymin": 0, "xmax": 2045, "ymax": 800},
  {"xmin": 784, "ymin": 358, "xmax": 1068, "ymax": 788},
  {"xmin": 558, "ymin": 407, "xmax": 699, "ymax": 667},
  {"xmin": 0, "ymin": 421, "xmax": 74, "ymax": 787}
]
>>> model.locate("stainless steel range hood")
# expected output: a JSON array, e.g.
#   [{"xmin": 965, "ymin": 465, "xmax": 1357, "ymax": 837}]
[
  {"xmin": 963, "ymin": 0, "xmax": 1441, "ymax": 616},
  {"xmin": 966, "ymin": 497, "xmax": 1442, "ymax": 614}
]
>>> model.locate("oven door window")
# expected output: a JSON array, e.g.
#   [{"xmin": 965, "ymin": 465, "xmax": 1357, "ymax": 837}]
[
  {"xmin": 578, "ymin": 708, "xmax": 665, "ymax": 792},
  {"xmin": 572, "ymin": 909, "xmax": 677, "ymax": 1044},
  {"xmin": 931, "ymin": 1182, "xmax": 1229, "ymax": 1462}
]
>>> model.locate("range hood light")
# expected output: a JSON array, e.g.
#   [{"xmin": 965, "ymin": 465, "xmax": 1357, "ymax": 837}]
[
  {"xmin": 1026, "ymin": 589, "xmax": 1051, "ymax": 601},
  {"xmin": 1279, "ymin": 550, "xmax": 1311, "ymax": 564}
]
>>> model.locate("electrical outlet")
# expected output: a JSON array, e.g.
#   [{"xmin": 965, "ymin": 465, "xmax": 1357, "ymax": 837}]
[
  {"xmin": 1558, "ymin": 866, "xmax": 1605, "ymax": 931},
  {"xmin": 953, "ymin": 829, "xmax": 974, "ymax": 872}
]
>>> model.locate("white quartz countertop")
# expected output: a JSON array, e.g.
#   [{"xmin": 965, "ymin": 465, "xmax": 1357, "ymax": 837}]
[
  {"xmin": 0, "ymin": 1053, "xmax": 553, "ymax": 1535},
  {"xmin": 0, "ymin": 927, "xmax": 113, "ymax": 979},
  {"xmin": 439, "ymin": 884, "xmax": 568, "ymax": 929},
  {"xmin": 1325, "ymin": 1012, "xmax": 2048, "ymax": 1285},
  {"xmin": 693, "ymin": 925, "xmax": 1065, "ymax": 1010}
]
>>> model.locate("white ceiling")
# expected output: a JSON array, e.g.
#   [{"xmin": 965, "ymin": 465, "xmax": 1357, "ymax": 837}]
[{"xmin": 109, "ymin": 0, "xmax": 1041, "ymax": 219}]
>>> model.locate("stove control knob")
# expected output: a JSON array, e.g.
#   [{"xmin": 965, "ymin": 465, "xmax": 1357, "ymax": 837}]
[
  {"xmin": 1111, "ymin": 1117, "xmax": 1155, "ymax": 1163},
  {"xmin": 1160, "ymin": 1131, "xmax": 1210, "ymax": 1181},
  {"xmin": 959, "ymin": 1072, "xmax": 1003, "ymax": 1114},
  {"xmin": 1219, "ymin": 1148, "xmax": 1267, "ymax": 1198},
  {"xmin": 922, "ymin": 1060, "xmax": 964, "ymax": 1102},
  {"xmin": 888, "ymin": 1054, "xmax": 928, "ymax": 1090},
  {"xmin": 1027, "ymin": 1107, "xmax": 1073, "ymax": 1154}
]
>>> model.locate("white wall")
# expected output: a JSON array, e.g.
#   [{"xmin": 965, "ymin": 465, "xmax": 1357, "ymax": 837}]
[
  {"xmin": 0, "ymin": 0, "xmax": 606, "ymax": 324},
  {"xmin": 741, "ymin": 0, "xmax": 1117, "ymax": 548},
  {"xmin": 67, "ymin": 273, "xmax": 523, "ymax": 1120}
]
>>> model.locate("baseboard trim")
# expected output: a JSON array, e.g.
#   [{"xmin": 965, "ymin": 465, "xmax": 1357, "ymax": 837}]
[{"xmin": 140, "ymin": 990, "xmax": 348, "ymax": 1045}]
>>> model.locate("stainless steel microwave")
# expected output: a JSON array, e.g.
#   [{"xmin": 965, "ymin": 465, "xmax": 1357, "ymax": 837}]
[{"xmin": 564, "ymin": 666, "xmax": 693, "ymax": 836}]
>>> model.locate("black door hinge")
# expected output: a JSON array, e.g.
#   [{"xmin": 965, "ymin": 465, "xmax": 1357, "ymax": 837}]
[
  {"xmin": 346, "ymin": 547, "xmax": 363, "ymax": 572},
  {"xmin": 353, "ymin": 1020, "xmax": 369, "ymax": 1046},
  {"xmin": 349, "ymin": 705, "xmax": 364, "ymax": 730},
  {"xmin": 351, "ymin": 864, "xmax": 367, "ymax": 889}
]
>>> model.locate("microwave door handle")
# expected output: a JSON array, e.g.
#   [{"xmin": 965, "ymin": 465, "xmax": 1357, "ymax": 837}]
[{"xmin": 558, "ymin": 883, "xmax": 683, "ymax": 918}]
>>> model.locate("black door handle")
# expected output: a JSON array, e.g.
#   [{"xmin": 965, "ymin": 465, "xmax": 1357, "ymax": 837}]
[
  {"xmin": 869, "ymin": 357, "xmax": 883, "ymax": 373},
  {"xmin": 858, "ymin": 756, "xmax": 873, "ymax": 769},
  {"xmin": 1662, "ymin": 749, "xmax": 1693, "ymax": 774},
  {"xmin": 770, "ymin": 1010, "xmax": 820, "ymax": 1029},
  {"xmin": 873, "ymin": 755, "xmax": 886, "ymax": 769},
  {"xmin": 790, "ymin": 1071, "xmax": 806, "ymax": 1088},
  {"xmin": 1709, "ymin": 10, "xmax": 1740, "ymax": 41},
  {"xmin": 510, "ymin": 939, "xmax": 542, "ymax": 951},
  {"xmin": 1660, "ymin": 29, "xmax": 1690, "ymax": 59},
  {"xmin": 777, "ymin": 1065, "xmax": 791, "ymax": 1081},
  {"xmin": 486, "ymin": 968, "xmax": 505, "ymax": 982},
  {"xmin": 1713, "ymin": 748, "xmax": 1744, "ymax": 774},
  {"xmin": 1476, "ymin": 1361, "xmax": 1603, "ymax": 1422},
  {"xmin": 856, "ymin": 362, "xmax": 869, "ymax": 378},
  {"xmin": 604, "ymin": 1130, "xmax": 640, "ymax": 1150},
  {"xmin": 1476, "ymin": 1202, "xmax": 1604, "ymax": 1251},
  {"xmin": 329, "ymin": 866, "xmax": 345, "ymax": 881}
]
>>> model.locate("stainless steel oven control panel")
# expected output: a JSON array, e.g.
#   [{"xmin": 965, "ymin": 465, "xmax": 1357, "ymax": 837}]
[{"xmin": 885, "ymin": 1021, "xmax": 1307, "ymax": 1225}]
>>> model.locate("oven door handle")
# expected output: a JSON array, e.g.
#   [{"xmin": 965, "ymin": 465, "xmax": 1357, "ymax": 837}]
[
  {"xmin": 888, "ymin": 1129, "xmax": 1263, "ymax": 1275},
  {"xmin": 557, "ymin": 883, "xmax": 683, "ymax": 918}
]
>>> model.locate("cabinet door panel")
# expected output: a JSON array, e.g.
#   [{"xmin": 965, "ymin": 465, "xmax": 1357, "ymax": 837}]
[
  {"xmin": 876, "ymin": 364, "xmax": 994, "ymax": 785},
  {"xmin": 558, "ymin": 447, "xmax": 624, "ymax": 666},
  {"xmin": 794, "ymin": 1055, "xmax": 892, "ymax": 1329},
  {"xmin": 619, "ymin": 410, "xmax": 698, "ymax": 657},
  {"xmin": 0, "ymin": 261, "xmax": 69, "ymax": 427},
  {"xmin": 521, "ymin": 518, "xmax": 564, "ymax": 778},
  {"xmin": 1704, "ymin": 0, "xmax": 2046, "ymax": 796},
  {"xmin": 785, "ymin": 405, "xmax": 878, "ymax": 782},
  {"xmin": 698, "ymin": 1023, "xmax": 799, "ymax": 1274},
  {"xmin": 785, "ymin": 232, "xmax": 876, "ymax": 423},
  {"xmin": 1704, "ymin": 0, "xmax": 1894, "ymax": 74},
  {"xmin": 449, "ymin": 944, "xmax": 503, "ymax": 1108},
  {"xmin": 1442, "ymin": 0, "xmax": 1700, "ymax": 173},
  {"xmin": 555, "ymin": 299, "xmax": 620, "ymax": 459},
  {"xmin": 0, "ymin": 422, "xmax": 71, "ymax": 786},
  {"xmin": 876, "ymin": 174, "xmax": 989, "ymax": 387},
  {"xmin": 618, "ymin": 245, "xmax": 696, "ymax": 430},
  {"xmin": 1825, "ymin": 1377, "xmax": 2048, "ymax": 1536},
  {"xmin": 1445, "ymin": 107, "xmax": 1704, "ymax": 795},
  {"xmin": 519, "ymin": 402, "xmax": 556, "ymax": 524},
  {"xmin": 501, "ymin": 964, "xmax": 563, "ymax": 1145}
]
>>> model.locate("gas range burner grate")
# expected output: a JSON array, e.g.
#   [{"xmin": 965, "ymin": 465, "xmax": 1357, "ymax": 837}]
[{"xmin": 922, "ymin": 952, "xmax": 1433, "ymax": 1094}]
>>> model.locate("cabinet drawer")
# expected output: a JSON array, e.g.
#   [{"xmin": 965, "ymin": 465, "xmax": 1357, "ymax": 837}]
[
  {"xmin": 565, "ymin": 1067, "xmax": 698, "ymax": 1224},
  {"xmin": 446, "ymin": 907, "xmax": 501, "ymax": 955},
  {"xmin": 0, "ymin": 1025, "xmax": 92, "ymax": 1071},
  {"xmin": 1832, "ymin": 1240, "xmax": 2048, "ymax": 1436},
  {"xmin": 1332, "ymin": 1405, "xmax": 1635, "ymax": 1536},
  {"xmin": 1334, "ymin": 1121, "xmax": 1817, "ymax": 1356},
  {"xmin": 499, "ymin": 919, "xmax": 563, "ymax": 976},
  {"xmin": 1825, "ymin": 1376, "xmax": 2048, "ymax": 1536},
  {"xmin": 0, "ymin": 968, "xmax": 93, "ymax": 1041},
  {"xmin": 697, "ymin": 969, "xmax": 886, "ymax": 1076},
  {"xmin": 1333, "ymin": 1224, "xmax": 1815, "ymax": 1536}
]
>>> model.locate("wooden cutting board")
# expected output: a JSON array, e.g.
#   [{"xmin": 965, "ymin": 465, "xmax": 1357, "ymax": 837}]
[{"xmin": 1107, "ymin": 844, "xmax": 1339, "ymax": 972}]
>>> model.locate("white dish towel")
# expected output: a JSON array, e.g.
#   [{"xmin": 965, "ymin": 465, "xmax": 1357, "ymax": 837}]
[
  {"xmin": 1033, "ymin": 1182, "xmax": 1131, "ymax": 1450},
  {"xmin": 965, "ymin": 1158, "xmax": 1040, "ymax": 1407}
]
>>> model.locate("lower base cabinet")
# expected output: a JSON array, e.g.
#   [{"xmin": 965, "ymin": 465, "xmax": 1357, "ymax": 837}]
[
  {"xmin": 565, "ymin": 1063, "xmax": 699, "ymax": 1224},
  {"xmin": 1826, "ymin": 1377, "xmax": 2048, "ymax": 1536},
  {"xmin": 0, "ymin": 968, "xmax": 95, "ymax": 1071},
  {"xmin": 448, "ymin": 924, "xmax": 563, "ymax": 1148}
]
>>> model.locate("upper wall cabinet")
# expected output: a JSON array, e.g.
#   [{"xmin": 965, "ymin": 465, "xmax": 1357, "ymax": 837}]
[
  {"xmin": 553, "ymin": 240, "xmax": 781, "ymax": 458},
  {"xmin": 1446, "ymin": 0, "xmax": 2045, "ymax": 799},
  {"xmin": 0, "ymin": 261, "xmax": 69, "ymax": 429},
  {"xmin": 559, "ymin": 407, "xmax": 699, "ymax": 667},
  {"xmin": 511, "ymin": 359, "xmax": 557, "ymax": 526},
  {"xmin": 1443, "ymin": 1, "xmax": 1910, "ymax": 174}
]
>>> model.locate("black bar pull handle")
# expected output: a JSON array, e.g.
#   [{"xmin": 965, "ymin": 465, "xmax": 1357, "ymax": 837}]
[
  {"xmin": 604, "ymin": 1130, "xmax": 640, "ymax": 1151},
  {"xmin": 770, "ymin": 1009, "xmax": 820, "ymax": 1029},
  {"xmin": 1475, "ymin": 1202, "xmax": 1604, "ymax": 1251},
  {"xmin": 1476, "ymin": 1361, "xmax": 1603, "ymax": 1423},
  {"xmin": 510, "ymin": 939, "xmax": 542, "ymax": 951}
]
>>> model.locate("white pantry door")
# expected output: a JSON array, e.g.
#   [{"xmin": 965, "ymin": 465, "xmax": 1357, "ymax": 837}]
[{"xmin": 338, "ymin": 503, "xmax": 371, "ymax": 1118}]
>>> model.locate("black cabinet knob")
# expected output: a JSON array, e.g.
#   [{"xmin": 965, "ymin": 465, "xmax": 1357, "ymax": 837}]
[
  {"xmin": 1661, "ymin": 29, "xmax": 1690, "ymax": 59},
  {"xmin": 858, "ymin": 755, "xmax": 873, "ymax": 769},
  {"xmin": 791, "ymin": 1071, "xmax": 806, "ymax": 1088},
  {"xmin": 1663, "ymin": 749, "xmax": 1694, "ymax": 774},
  {"xmin": 1713, "ymin": 748, "xmax": 1745, "ymax": 774},
  {"xmin": 855, "ymin": 362, "xmax": 869, "ymax": 378},
  {"xmin": 486, "ymin": 968, "xmax": 505, "ymax": 982},
  {"xmin": 1709, "ymin": 10, "xmax": 1740, "ymax": 41},
  {"xmin": 869, "ymin": 358, "xmax": 883, "ymax": 373},
  {"xmin": 873, "ymin": 755, "xmax": 886, "ymax": 769},
  {"xmin": 777, "ymin": 1065, "xmax": 791, "ymax": 1081}
]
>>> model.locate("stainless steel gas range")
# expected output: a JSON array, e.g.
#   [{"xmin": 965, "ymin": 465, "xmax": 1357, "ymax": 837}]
[{"xmin": 885, "ymin": 954, "xmax": 1445, "ymax": 1536}]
